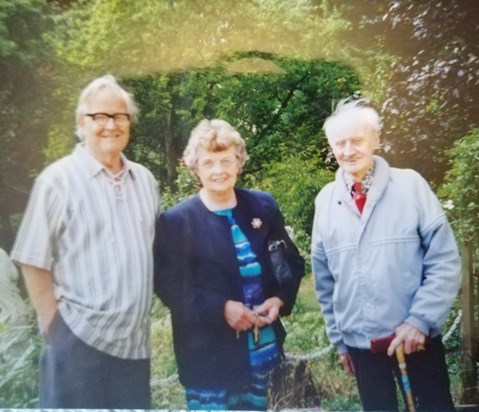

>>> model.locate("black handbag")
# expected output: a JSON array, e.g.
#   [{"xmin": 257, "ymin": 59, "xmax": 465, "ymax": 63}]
[{"xmin": 268, "ymin": 238, "xmax": 293, "ymax": 285}]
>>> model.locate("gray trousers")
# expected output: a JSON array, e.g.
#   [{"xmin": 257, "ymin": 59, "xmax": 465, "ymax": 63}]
[{"xmin": 39, "ymin": 311, "xmax": 151, "ymax": 409}]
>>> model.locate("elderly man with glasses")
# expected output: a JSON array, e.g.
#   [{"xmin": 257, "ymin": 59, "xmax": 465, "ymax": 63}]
[{"xmin": 11, "ymin": 75, "xmax": 160, "ymax": 409}]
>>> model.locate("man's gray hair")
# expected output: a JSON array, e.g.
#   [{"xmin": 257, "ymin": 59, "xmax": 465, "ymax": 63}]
[
  {"xmin": 75, "ymin": 75, "xmax": 137, "ymax": 141},
  {"xmin": 323, "ymin": 99, "xmax": 381, "ymax": 143}
]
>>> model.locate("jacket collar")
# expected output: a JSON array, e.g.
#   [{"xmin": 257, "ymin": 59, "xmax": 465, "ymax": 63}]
[{"xmin": 336, "ymin": 155, "xmax": 391, "ymax": 217}]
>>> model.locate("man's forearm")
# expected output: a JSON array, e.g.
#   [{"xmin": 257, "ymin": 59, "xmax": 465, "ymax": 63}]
[{"xmin": 21, "ymin": 264, "xmax": 58, "ymax": 333}]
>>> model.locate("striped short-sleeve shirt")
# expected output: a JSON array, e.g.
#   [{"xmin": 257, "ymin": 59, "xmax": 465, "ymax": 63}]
[{"xmin": 11, "ymin": 144, "xmax": 160, "ymax": 359}]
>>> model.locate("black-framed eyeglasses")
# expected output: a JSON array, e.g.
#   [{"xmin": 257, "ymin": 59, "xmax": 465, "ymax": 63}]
[{"xmin": 85, "ymin": 113, "xmax": 131, "ymax": 126}]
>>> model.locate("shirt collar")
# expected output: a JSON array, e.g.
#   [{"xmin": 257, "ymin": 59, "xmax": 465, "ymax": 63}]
[
  {"xmin": 74, "ymin": 143, "xmax": 134, "ymax": 180},
  {"xmin": 343, "ymin": 160, "xmax": 376, "ymax": 195}
]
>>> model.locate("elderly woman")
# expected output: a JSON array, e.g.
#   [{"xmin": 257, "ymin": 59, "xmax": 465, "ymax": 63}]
[{"xmin": 153, "ymin": 119, "xmax": 305, "ymax": 410}]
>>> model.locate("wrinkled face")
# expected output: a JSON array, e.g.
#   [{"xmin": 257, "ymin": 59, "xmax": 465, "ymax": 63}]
[
  {"xmin": 329, "ymin": 130, "xmax": 378, "ymax": 181},
  {"xmin": 77, "ymin": 88, "xmax": 131, "ymax": 163},
  {"xmin": 196, "ymin": 145, "xmax": 240, "ymax": 196}
]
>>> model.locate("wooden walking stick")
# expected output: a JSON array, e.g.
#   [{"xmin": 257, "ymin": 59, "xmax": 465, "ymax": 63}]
[
  {"xmin": 371, "ymin": 335, "xmax": 418, "ymax": 412},
  {"xmin": 395, "ymin": 343, "xmax": 416, "ymax": 412}
]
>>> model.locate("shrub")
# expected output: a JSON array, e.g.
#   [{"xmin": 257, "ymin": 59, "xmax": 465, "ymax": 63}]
[
  {"xmin": 0, "ymin": 266, "xmax": 41, "ymax": 408},
  {"xmin": 440, "ymin": 127, "xmax": 479, "ymax": 241}
]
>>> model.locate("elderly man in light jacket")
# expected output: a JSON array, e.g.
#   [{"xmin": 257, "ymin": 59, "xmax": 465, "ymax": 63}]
[{"xmin": 311, "ymin": 99, "xmax": 460, "ymax": 411}]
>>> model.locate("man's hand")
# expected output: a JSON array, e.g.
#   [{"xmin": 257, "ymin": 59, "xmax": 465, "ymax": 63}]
[
  {"xmin": 387, "ymin": 322, "xmax": 426, "ymax": 356},
  {"xmin": 224, "ymin": 300, "xmax": 259, "ymax": 332},
  {"xmin": 252, "ymin": 297, "xmax": 284, "ymax": 326},
  {"xmin": 339, "ymin": 351, "xmax": 356, "ymax": 376},
  {"xmin": 21, "ymin": 264, "xmax": 58, "ymax": 334}
]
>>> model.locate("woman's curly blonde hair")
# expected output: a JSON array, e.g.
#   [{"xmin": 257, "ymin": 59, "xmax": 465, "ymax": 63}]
[{"xmin": 183, "ymin": 119, "xmax": 249, "ymax": 179}]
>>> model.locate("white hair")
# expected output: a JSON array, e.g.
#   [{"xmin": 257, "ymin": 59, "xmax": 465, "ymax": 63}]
[
  {"xmin": 75, "ymin": 75, "xmax": 137, "ymax": 141},
  {"xmin": 323, "ymin": 99, "xmax": 381, "ymax": 143}
]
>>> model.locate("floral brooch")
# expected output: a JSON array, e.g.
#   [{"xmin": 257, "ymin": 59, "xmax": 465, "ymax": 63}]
[{"xmin": 251, "ymin": 218, "xmax": 262, "ymax": 229}]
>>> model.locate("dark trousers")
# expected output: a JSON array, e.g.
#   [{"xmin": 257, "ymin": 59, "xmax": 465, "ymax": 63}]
[
  {"xmin": 39, "ymin": 311, "xmax": 151, "ymax": 409},
  {"xmin": 348, "ymin": 336, "xmax": 455, "ymax": 411}
]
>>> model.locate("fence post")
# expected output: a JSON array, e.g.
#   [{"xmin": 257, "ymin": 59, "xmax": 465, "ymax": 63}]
[{"xmin": 460, "ymin": 241, "xmax": 479, "ymax": 405}]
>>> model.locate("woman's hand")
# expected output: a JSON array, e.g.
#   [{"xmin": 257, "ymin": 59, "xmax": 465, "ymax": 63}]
[
  {"xmin": 224, "ymin": 300, "xmax": 259, "ymax": 332},
  {"xmin": 253, "ymin": 297, "xmax": 284, "ymax": 326}
]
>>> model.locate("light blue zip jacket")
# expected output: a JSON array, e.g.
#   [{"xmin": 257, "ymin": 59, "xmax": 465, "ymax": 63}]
[{"xmin": 311, "ymin": 156, "xmax": 461, "ymax": 354}]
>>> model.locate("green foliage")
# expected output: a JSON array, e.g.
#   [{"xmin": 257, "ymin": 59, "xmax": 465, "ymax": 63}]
[
  {"xmin": 42, "ymin": 125, "xmax": 76, "ymax": 166},
  {"xmin": 46, "ymin": 0, "xmax": 353, "ymax": 75},
  {"xmin": 0, "ymin": 291, "xmax": 41, "ymax": 408},
  {"xmin": 441, "ymin": 300, "xmax": 464, "ymax": 402},
  {"xmin": 124, "ymin": 55, "xmax": 358, "ymax": 193},
  {"xmin": 159, "ymin": 163, "xmax": 199, "ymax": 210},
  {"xmin": 41, "ymin": 0, "xmax": 359, "ymax": 192},
  {"xmin": 439, "ymin": 128, "xmax": 479, "ymax": 241},
  {"xmin": 0, "ymin": 323, "xmax": 41, "ymax": 407},
  {"xmin": 0, "ymin": 0, "xmax": 48, "ymax": 61},
  {"xmin": 254, "ymin": 147, "xmax": 335, "ymax": 255},
  {"xmin": 150, "ymin": 297, "xmax": 185, "ymax": 409},
  {"xmin": 283, "ymin": 310, "xmax": 325, "ymax": 354},
  {"xmin": 0, "ymin": 0, "xmax": 57, "ymax": 247}
]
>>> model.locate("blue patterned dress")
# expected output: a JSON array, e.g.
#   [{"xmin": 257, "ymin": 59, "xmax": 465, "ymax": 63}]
[{"xmin": 185, "ymin": 209, "xmax": 280, "ymax": 410}]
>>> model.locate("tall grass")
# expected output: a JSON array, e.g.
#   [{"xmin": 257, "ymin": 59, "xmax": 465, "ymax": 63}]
[{"xmin": 0, "ymin": 250, "xmax": 41, "ymax": 408}]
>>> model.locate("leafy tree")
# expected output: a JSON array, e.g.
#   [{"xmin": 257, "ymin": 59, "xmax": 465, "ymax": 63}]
[
  {"xmin": 0, "ymin": 0, "xmax": 56, "ymax": 249},
  {"xmin": 328, "ymin": 0, "xmax": 479, "ymax": 183},
  {"xmin": 39, "ymin": 0, "xmax": 355, "ymax": 171},
  {"xmin": 380, "ymin": 0, "xmax": 479, "ymax": 182},
  {"xmin": 46, "ymin": 0, "xmax": 351, "ymax": 75},
  {"xmin": 44, "ymin": 0, "xmax": 479, "ymax": 187},
  {"xmin": 124, "ymin": 54, "xmax": 358, "ymax": 193},
  {"xmin": 440, "ymin": 127, "xmax": 479, "ymax": 405},
  {"xmin": 440, "ymin": 128, "xmax": 479, "ymax": 242}
]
